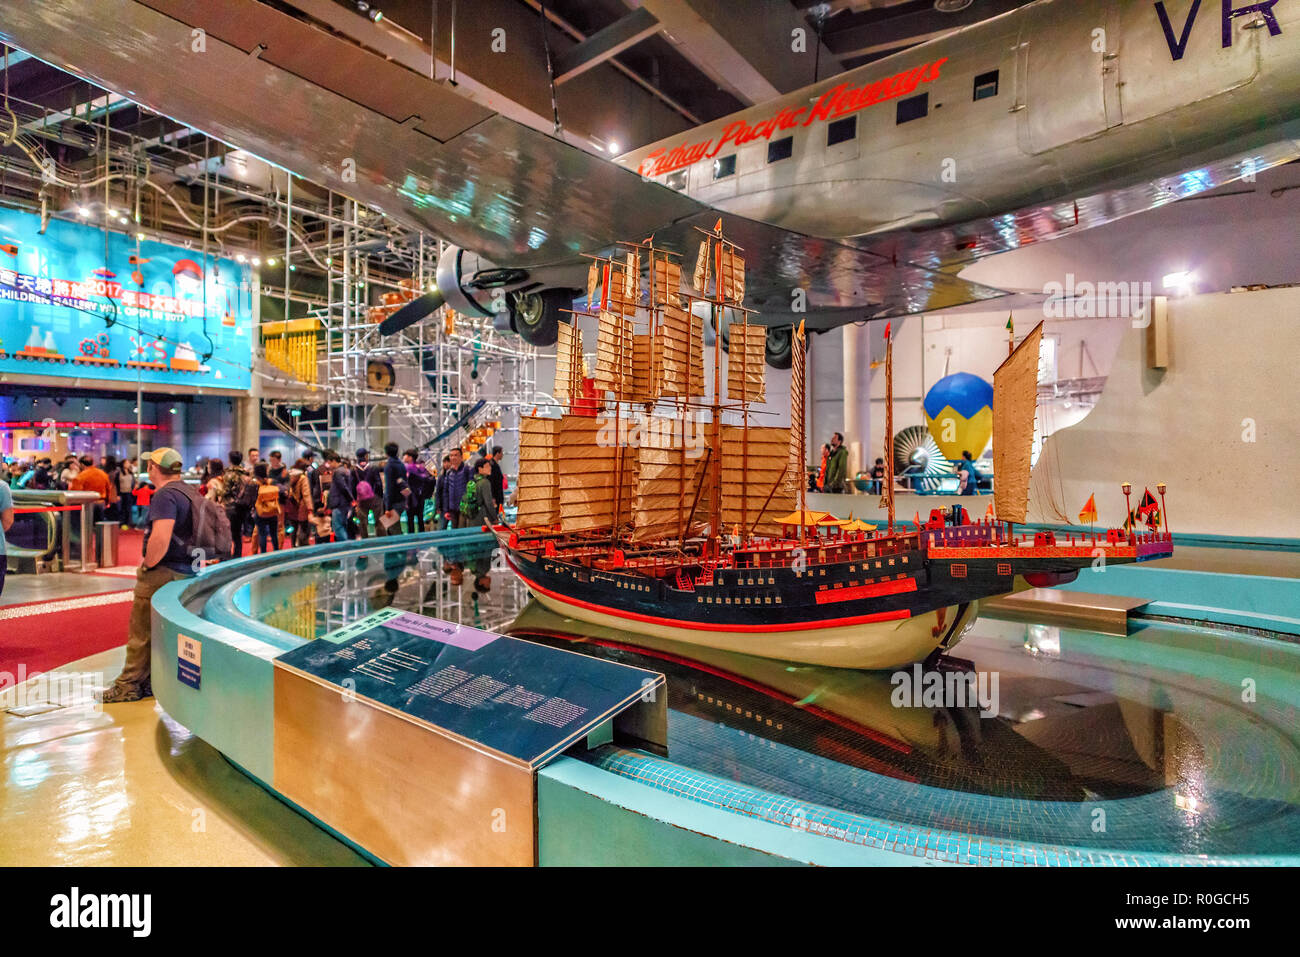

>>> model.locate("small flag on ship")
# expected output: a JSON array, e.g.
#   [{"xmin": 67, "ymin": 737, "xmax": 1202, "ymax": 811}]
[
  {"xmin": 1007, "ymin": 313, "xmax": 1015, "ymax": 355},
  {"xmin": 914, "ymin": 510, "xmax": 922, "ymax": 529},
  {"xmin": 985, "ymin": 501, "xmax": 996, "ymax": 520},
  {"xmin": 1078, "ymin": 493, "xmax": 1098, "ymax": 524},
  {"xmin": 883, "ymin": 320, "xmax": 892, "ymax": 342},
  {"xmin": 1138, "ymin": 487, "xmax": 1160, "ymax": 529}
]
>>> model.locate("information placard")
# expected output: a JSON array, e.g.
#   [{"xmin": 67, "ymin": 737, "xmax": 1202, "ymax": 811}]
[{"xmin": 274, "ymin": 610, "xmax": 664, "ymax": 768}]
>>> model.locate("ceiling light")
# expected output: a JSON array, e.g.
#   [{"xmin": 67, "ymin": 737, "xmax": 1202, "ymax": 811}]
[
  {"xmin": 136, "ymin": 232, "xmax": 146, "ymax": 241},
  {"xmin": 267, "ymin": 257, "xmax": 277, "ymax": 266},
  {"xmin": 252, "ymin": 256, "xmax": 262, "ymax": 266},
  {"xmin": 76, "ymin": 206, "xmax": 89, "ymax": 217},
  {"xmin": 169, "ymin": 407, "xmax": 178, "ymax": 414},
  {"xmin": 236, "ymin": 254, "xmax": 247, "ymax": 263},
  {"xmin": 1162, "ymin": 271, "xmax": 1197, "ymax": 293},
  {"xmin": 608, "ymin": 141, "xmax": 620, "ymax": 154}
]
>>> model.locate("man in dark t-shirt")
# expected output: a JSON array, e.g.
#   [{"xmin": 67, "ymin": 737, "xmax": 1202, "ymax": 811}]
[{"xmin": 98, "ymin": 446, "xmax": 198, "ymax": 703}]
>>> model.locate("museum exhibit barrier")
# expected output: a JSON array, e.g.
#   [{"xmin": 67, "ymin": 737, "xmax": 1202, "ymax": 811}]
[
  {"xmin": 6, "ymin": 490, "xmax": 104, "ymax": 573},
  {"xmin": 146, "ymin": 524, "xmax": 1300, "ymax": 867}
]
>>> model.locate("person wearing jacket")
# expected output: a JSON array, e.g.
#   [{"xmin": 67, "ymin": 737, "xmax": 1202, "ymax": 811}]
[
  {"xmin": 380, "ymin": 442, "xmax": 409, "ymax": 534},
  {"xmin": 825, "ymin": 432, "xmax": 849, "ymax": 494},
  {"xmin": 324, "ymin": 450, "xmax": 355, "ymax": 542},
  {"xmin": 432, "ymin": 453, "xmax": 451, "ymax": 530},
  {"xmin": 403, "ymin": 449, "xmax": 431, "ymax": 533},
  {"xmin": 286, "ymin": 459, "xmax": 313, "ymax": 546},
  {"xmin": 488, "ymin": 447, "xmax": 505, "ymax": 511},
  {"xmin": 439, "ymin": 447, "xmax": 473, "ymax": 529},
  {"xmin": 463, "ymin": 457, "xmax": 498, "ymax": 527},
  {"xmin": 353, "ymin": 448, "xmax": 384, "ymax": 538}
]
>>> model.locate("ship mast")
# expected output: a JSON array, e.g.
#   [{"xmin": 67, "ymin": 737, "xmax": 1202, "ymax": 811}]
[
  {"xmin": 708, "ymin": 224, "xmax": 725, "ymax": 556},
  {"xmin": 880, "ymin": 321, "xmax": 896, "ymax": 534}
]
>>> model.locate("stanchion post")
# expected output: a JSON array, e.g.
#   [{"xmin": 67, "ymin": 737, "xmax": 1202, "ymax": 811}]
[{"xmin": 79, "ymin": 501, "xmax": 97, "ymax": 572}]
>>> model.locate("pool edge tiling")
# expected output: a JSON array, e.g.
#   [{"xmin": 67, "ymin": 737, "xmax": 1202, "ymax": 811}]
[{"xmin": 150, "ymin": 532, "xmax": 1300, "ymax": 867}]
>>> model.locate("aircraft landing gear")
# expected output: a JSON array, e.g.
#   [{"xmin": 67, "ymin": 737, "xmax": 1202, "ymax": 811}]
[
  {"xmin": 765, "ymin": 325, "xmax": 793, "ymax": 370},
  {"xmin": 508, "ymin": 289, "xmax": 574, "ymax": 347}
]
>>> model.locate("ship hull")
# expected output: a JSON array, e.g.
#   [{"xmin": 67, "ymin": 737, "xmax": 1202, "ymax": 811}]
[
  {"xmin": 506, "ymin": 549, "xmax": 982, "ymax": 669},
  {"xmin": 522, "ymin": 578, "xmax": 980, "ymax": 669}
]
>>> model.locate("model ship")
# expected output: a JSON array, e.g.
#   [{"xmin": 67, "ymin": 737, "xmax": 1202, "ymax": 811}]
[{"xmin": 499, "ymin": 222, "xmax": 1173, "ymax": 669}]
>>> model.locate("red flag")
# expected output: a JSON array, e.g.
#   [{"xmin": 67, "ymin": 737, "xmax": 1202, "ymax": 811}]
[
  {"xmin": 1138, "ymin": 488, "xmax": 1158, "ymax": 517},
  {"xmin": 914, "ymin": 510, "xmax": 921, "ymax": 529},
  {"xmin": 1078, "ymin": 494, "xmax": 1097, "ymax": 524},
  {"xmin": 985, "ymin": 501, "xmax": 995, "ymax": 520},
  {"xmin": 883, "ymin": 321, "xmax": 892, "ymax": 342}
]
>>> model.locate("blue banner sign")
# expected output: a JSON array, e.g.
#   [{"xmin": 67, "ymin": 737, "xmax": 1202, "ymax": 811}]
[{"xmin": 0, "ymin": 206, "xmax": 253, "ymax": 389}]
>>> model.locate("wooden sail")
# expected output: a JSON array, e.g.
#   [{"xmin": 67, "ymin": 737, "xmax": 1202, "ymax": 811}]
[
  {"xmin": 726, "ymin": 322, "xmax": 766, "ymax": 403},
  {"xmin": 557, "ymin": 415, "xmax": 631, "ymax": 532},
  {"xmin": 651, "ymin": 253, "xmax": 682, "ymax": 308},
  {"xmin": 594, "ymin": 310, "xmax": 635, "ymax": 400},
  {"xmin": 553, "ymin": 320, "xmax": 584, "ymax": 408},
  {"xmin": 721, "ymin": 426, "xmax": 795, "ymax": 536},
  {"xmin": 631, "ymin": 417, "xmax": 709, "ymax": 542},
  {"xmin": 606, "ymin": 252, "xmax": 640, "ymax": 316},
  {"xmin": 789, "ymin": 322, "xmax": 808, "ymax": 539},
  {"xmin": 691, "ymin": 240, "xmax": 709, "ymax": 293},
  {"xmin": 515, "ymin": 416, "xmax": 560, "ymax": 528},
  {"xmin": 993, "ymin": 321, "xmax": 1043, "ymax": 524},
  {"xmin": 719, "ymin": 248, "xmax": 746, "ymax": 302},
  {"xmin": 658, "ymin": 303, "xmax": 704, "ymax": 397},
  {"xmin": 631, "ymin": 333, "xmax": 655, "ymax": 402}
]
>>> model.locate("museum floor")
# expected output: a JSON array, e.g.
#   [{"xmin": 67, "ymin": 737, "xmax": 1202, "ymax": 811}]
[{"xmin": 4, "ymin": 528, "xmax": 1300, "ymax": 866}]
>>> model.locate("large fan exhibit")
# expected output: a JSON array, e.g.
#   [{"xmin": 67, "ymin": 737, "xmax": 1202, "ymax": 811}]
[{"xmin": 893, "ymin": 424, "xmax": 955, "ymax": 493}]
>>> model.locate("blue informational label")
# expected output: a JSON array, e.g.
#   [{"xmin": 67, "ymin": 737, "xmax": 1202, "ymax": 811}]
[
  {"xmin": 0, "ymin": 207, "xmax": 253, "ymax": 390},
  {"xmin": 178, "ymin": 634, "xmax": 202, "ymax": 690},
  {"xmin": 276, "ymin": 610, "xmax": 664, "ymax": 768}
]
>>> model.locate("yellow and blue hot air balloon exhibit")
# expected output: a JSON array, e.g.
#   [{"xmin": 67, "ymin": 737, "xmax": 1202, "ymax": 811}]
[{"xmin": 923, "ymin": 372, "xmax": 994, "ymax": 463}]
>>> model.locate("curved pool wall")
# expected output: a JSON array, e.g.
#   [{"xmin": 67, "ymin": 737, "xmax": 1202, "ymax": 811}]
[{"xmin": 150, "ymin": 530, "xmax": 1300, "ymax": 866}]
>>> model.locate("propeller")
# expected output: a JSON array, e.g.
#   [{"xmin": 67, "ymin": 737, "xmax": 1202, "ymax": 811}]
[{"xmin": 379, "ymin": 289, "xmax": 445, "ymax": 336}]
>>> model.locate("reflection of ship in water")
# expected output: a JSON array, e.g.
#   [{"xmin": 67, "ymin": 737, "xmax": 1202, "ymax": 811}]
[{"xmin": 509, "ymin": 601, "xmax": 1202, "ymax": 804}]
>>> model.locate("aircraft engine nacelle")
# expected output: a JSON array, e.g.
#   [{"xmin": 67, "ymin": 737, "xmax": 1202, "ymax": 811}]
[{"xmin": 434, "ymin": 245, "xmax": 530, "ymax": 319}]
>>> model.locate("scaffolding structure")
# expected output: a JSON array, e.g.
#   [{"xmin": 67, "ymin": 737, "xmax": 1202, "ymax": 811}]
[{"xmin": 258, "ymin": 200, "xmax": 542, "ymax": 462}]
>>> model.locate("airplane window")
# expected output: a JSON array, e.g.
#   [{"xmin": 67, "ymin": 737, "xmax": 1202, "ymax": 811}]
[
  {"xmin": 896, "ymin": 93, "xmax": 929, "ymax": 124},
  {"xmin": 667, "ymin": 169, "xmax": 688, "ymax": 190},
  {"xmin": 714, "ymin": 154, "xmax": 737, "ymax": 179},
  {"xmin": 974, "ymin": 70, "xmax": 1000, "ymax": 101},
  {"xmin": 767, "ymin": 136, "xmax": 794, "ymax": 163},
  {"xmin": 827, "ymin": 116, "xmax": 856, "ymax": 146}
]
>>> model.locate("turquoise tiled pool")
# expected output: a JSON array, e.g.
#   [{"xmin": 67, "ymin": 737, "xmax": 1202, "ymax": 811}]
[{"xmin": 238, "ymin": 540, "xmax": 1300, "ymax": 865}]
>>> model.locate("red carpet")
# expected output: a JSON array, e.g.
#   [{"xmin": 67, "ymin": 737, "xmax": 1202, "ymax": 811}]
[{"xmin": 0, "ymin": 591, "xmax": 134, "ymax": 678}]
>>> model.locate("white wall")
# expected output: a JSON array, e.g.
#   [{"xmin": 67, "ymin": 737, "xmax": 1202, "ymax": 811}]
[{"xmin": 1027, "ymin": 285, "xmax": 1300, "ymax": 539}]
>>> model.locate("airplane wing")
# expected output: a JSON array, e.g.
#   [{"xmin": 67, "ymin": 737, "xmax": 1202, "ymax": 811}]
[{"xmin": 0, "ymin": 0, "xmax": 1009, "ymax": 329}]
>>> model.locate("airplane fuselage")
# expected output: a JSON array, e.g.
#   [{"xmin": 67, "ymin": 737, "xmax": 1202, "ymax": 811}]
[{"xmin": 618, "ymin": 0, "xmax": 1300, "ymax": 246}]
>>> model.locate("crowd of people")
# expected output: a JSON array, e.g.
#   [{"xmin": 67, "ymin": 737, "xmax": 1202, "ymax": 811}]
[
  {"xmin": 0, "ymin": 442, "xmax": 511, "ymax": 554},
  {"xmin": 191, "ymin": 442, "xmax": 508, "ymax": 556},
  {"xmin": 83, "ymin": 440, "xmax": 508, "ymax": 704},
  {"xmin": 3, "ymin": 453, "xmax": 146, "ymax": 525}
]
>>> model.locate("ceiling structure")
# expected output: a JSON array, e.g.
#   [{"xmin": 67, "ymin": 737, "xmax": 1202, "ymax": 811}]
[{"xmin": 0, "ymin": 0, "xmax": 1039, "ymax": 269}]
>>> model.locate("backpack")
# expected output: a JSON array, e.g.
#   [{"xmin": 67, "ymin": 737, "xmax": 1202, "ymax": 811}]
[
  {"xmin": 170, "ymin": 481, "xmax": 232, "ymax": 567},
  {"xmin": 255, "ymin": 482, "xmax": 282, "ymax": 518},
  {"xmin": 236, "ymin": 475, "xmax": 259, "ymax": 509},
  {"xmin": 355, "ymin": 479, "xmax": 375, "ymax": 501},
  {"xmin": 459, "ymin": 475, "xmax": 481, "ymax": 517}
]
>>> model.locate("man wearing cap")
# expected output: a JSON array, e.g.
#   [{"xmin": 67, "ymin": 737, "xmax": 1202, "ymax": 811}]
[{"xmin": 98, "ymin": 447, "xmax": 198, "ymax": 704}]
